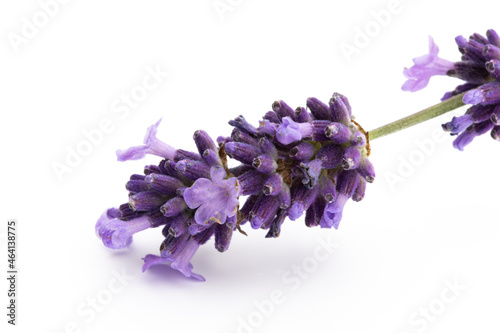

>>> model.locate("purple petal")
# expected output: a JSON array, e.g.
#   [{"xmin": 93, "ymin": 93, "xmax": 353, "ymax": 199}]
[
  {"xmin": 258, "ymin": 119, "xmax": 278, "ymax": 136},
  {"xmin": 442, "ymin": 114, "xmax": 473, "ymax": 134},
  {"xmin": 141, "ymin": 254, "xmax": 172, "ymax": 271},
  {"xmin": 452, "ymin": 130, "xmax": 475, "ymax": 151},
  {"xmin": 402, "ymin": 36, "xmax": 454, "ymax": 92},
  {"xmin": 413, "ymin": 36, "xmax": 440, "ymax": 66},
  {"xmin": 276, "ymin": 117, "xmax": 313, "ymax": 145},
  {"xmin": 183, "ymin": 166, "xmax": 240, "ymax": 225},
  {"xmin": 142, "ymin": 250, "xmax": 205, "ymax": 281},
  {"xmin": 210, "ymin": 165, "xmax": 226, "ymax": 183},
  {"xmin": 95, "ymin": 208, "xmax": 119, "ymax": 236},
  {"xmin": 183, "ymin": 178, "xmax": 213, "ymax": 209},
  {"xmin": 194, "ymin": 203, "xmax": 227, "ymax": 225},
  {"xmin": 167, "ymin": 237, "xmax": 205, "ymax": 281},
  {"xmin": 142, "ymin": 243, "xmax": 205, "ymax": 282},
  {"xmin": 463, "ymin": 89, "xmax": 485, "ymax": 105},
  {"xmin": 96, "ymin": 210, "xmax": 150, "ymax": 249},
  {"xmin": 276, "ymin": 117, "xmax": 302, "ymax": 144},
  {"xmin": 320, "ymin": 194, "xmax": 349, "ymax": 229},
  {"xmin": 116, "ymin": 119, "xmax": 177, "ymax": 161}
]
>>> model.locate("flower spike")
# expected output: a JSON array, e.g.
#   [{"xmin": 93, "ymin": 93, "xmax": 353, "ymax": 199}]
[{"xmin": 95, "ymin": 93, "xmax": 374, "ymax": 281}]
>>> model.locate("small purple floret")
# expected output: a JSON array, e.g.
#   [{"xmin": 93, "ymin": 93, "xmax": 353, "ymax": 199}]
[
  {"xmin": 142, "ymin": 237, "xmax": 205, "ymax": 281},
  {"xmin": 402, "ymin": 36, "xmax": 454, "ymax": 92},
  {"xmin": 276, "ymin": 117, "xmax": 313, "ymax": 145},
  {"xmin": 183, "ymin": 166, "xmax": 240, "ymax": 225},
  {"xmin": 96, "ymin": 209, "xmax": 150, "ymax": 249},
  {"xmin": 116, "ymin": 119, "xmax": 177, "ymax": 161}
]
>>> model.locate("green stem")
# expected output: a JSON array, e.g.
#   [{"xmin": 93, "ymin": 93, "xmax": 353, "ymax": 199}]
[{"xmin": 368, "ymin": 92, "xmax": 466, "ymax": 141}]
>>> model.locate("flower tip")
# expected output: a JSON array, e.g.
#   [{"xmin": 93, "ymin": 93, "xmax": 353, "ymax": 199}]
[
  {"xmin": 491, "ymin": 113, "xmax": 500, "ymax": 126},
  {"xmin": 454, "ymin": 35, "xmax": 467, "ymax": 49},
  {"xmin": 452, "ymin": 132, "xmax": 472, "ymax": 151},
  {"xmin": 427, "ymin": 35, "xmax": 438, "ymax": 53},
  {"xmin": 364, "ymin": 175, "xmax": 374, "ymax": 183},
  {"xmin": 441, "ymin": 123, "xmax": 451, "ymax": 132},
  {"xmin": 215, "ymin": 243, "xmax": 227, "ymax": 253},
  {"xmin": 491, "ymin": 128, "xmax": 500, "ymax": 141},
  {"xmin": 144, "ymin": 119, "xmax": 162, "ymax": 144},
  {"xmin": 452, "ymin": 142, "xmax": 465, "ymax": 151},
  {"xmin": 288, "ymin": 202, "xmax": 305, "ymax": 221},
  {"xmin": 271, "ymin": 100, "xmax": 281, "ymax": 112},
  {"xmin": 191, "ymin": 273, "xmax": 206, "ymax": 282}
]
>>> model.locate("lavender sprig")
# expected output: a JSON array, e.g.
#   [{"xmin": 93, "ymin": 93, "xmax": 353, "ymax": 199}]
[
  {"xmin": 95, "ymin": 29, "xmax": 500, "ymax": 282},
  {"xmin": 95, "ymin": 92, "xmax": 375, "ymax": 281}
]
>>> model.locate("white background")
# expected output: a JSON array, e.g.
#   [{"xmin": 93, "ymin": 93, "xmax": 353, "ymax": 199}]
[{"xmin": 1, "ymin": 0, "xmax": 499, "ymax": 332}]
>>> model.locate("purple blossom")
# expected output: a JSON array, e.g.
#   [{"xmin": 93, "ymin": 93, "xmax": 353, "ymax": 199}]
[
  {"xmin": 96, "ymin": 209, "xmax": 150, "ymax": 249},
  {"xmin": 228, "ymin": 93, "xmax": 374, "ymax": 235},
  {"xmin": 402, "ymin": 37, "xmax": 455, "ymax": 92},
  {"xmin": 275, "ymin": 117, "xmax": 313, "ymax": 145},
  {"xmin": 183, "ymin": 166, "xmax": 241, "ymax": 225},
  {"xmin": 141, "ymin": 237, "xmax": 205, "ymax": 281},
  {"xmin": 116, "ymin": 119, "xmax": 177, "ymax": 161}
]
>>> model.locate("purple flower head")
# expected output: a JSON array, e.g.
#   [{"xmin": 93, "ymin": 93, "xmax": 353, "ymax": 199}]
[
  {"xmin": 96, "ymin": 93, "xmax": 375, "ymax": 280},
  {"xmin": 404, "ymin": 29, "xmax": 500, "ymax": 149},
  {"xmin": 402, "ymin": 37, "xmax": 455, "ymax": 92},
  {"xmin": 183, "ymin": 166, "xmax": 241, "ymax": 225},
  {"xmin": 116, "ymin": 119, "xmax": 177, "ymax": 161},
  {"xmin": 96, "ymin": 209, "xmax": 151, "ymax": 249},
  {"xmin": 228, "ymin": 92, "xmax": 374, "ymax": 234}
]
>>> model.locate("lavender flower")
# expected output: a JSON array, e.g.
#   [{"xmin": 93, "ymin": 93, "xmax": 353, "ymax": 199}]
[
  {"xmin": 403, "ymin": 29, "xmax": 500, "ymax": 150},
  {"xmin": 116, "ymin": 119, "xmax": 177, "ymax": 161},
  {"xmin": 95, "ymin": 208, "xmax": 150, "ymax": 249},
  {"xmin": 402, "ymin": 37, "xmax": 455, "ymax": 92},
  {"xmin": 96, "ymin": 93, "xmax": 375, "ymax": 280}
]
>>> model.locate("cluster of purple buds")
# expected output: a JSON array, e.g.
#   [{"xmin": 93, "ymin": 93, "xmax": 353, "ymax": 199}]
[
  {"xmin": 402, "ymin": 29, "xmax": 500, "ymax": 150},
  {"xmin": 95, "ymin": 93, "xmax": 375, "ymax": 281},
  {"xmin": 221, "ymin": 93, "xmax": 374, "ymax": 237}
]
